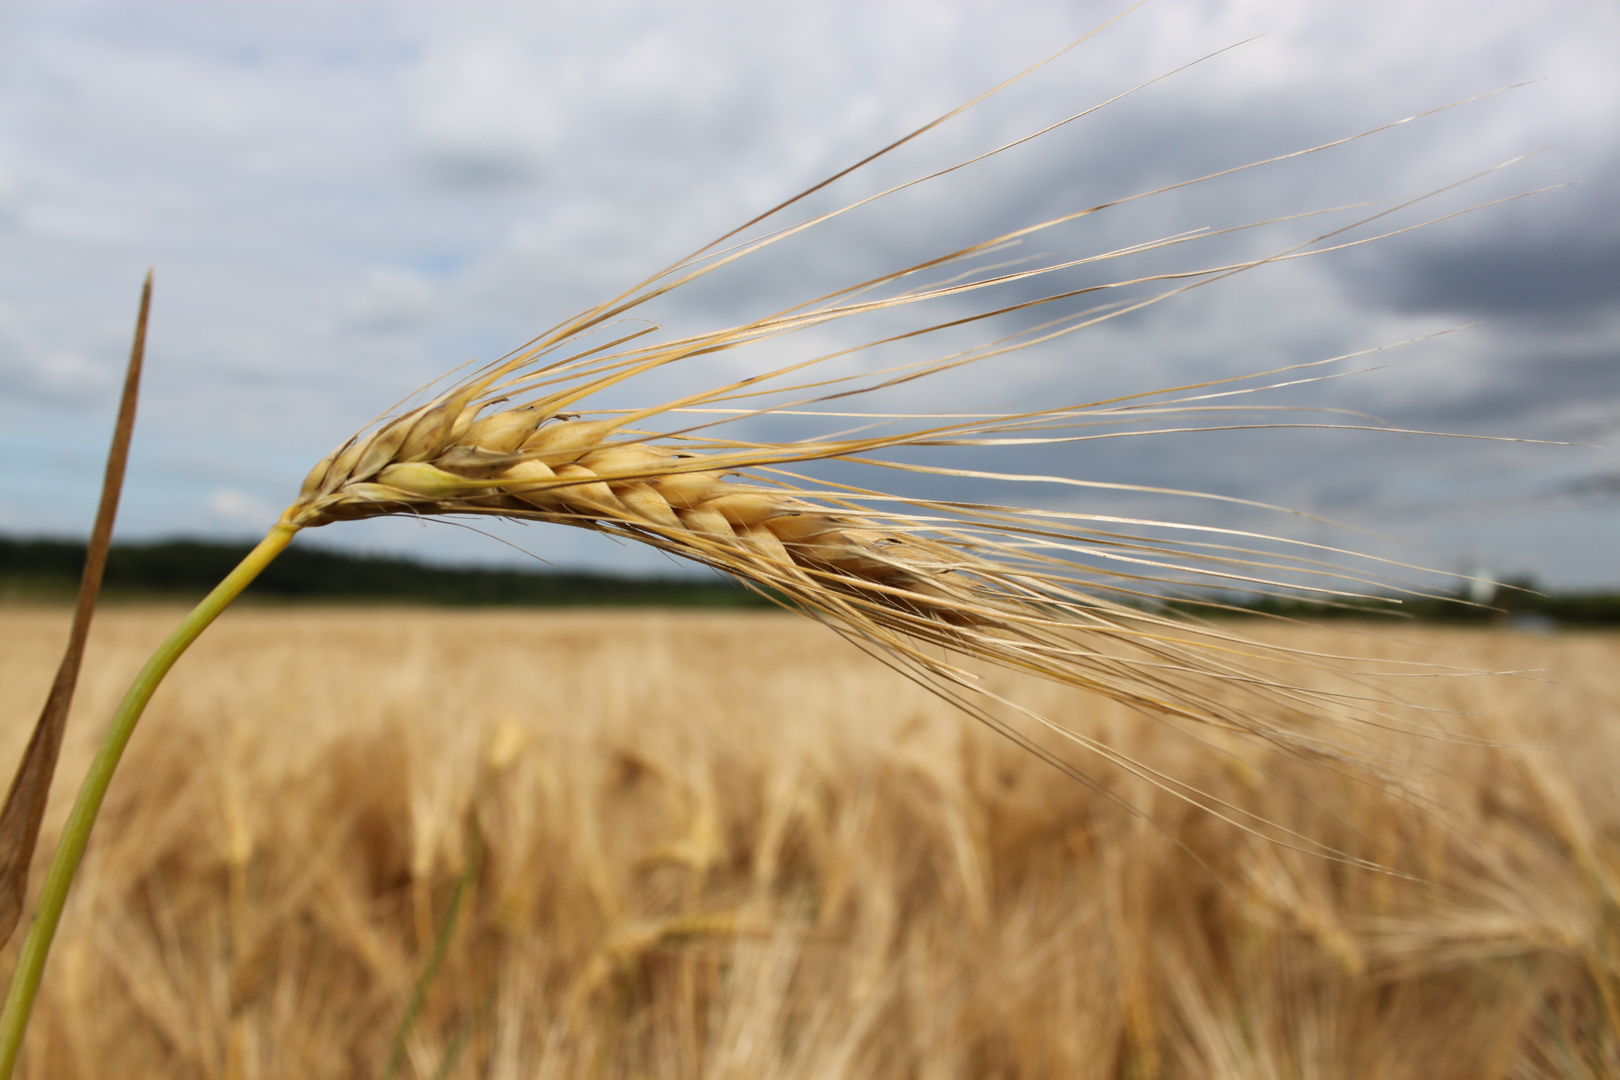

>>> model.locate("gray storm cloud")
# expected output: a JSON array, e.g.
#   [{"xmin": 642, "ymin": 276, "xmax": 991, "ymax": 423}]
[{"xmin": 0, "ymin": 1, "xmax": 1615, "ymax": 586}]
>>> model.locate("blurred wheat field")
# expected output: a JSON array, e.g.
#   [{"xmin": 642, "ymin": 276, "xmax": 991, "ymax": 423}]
[{"xmin": 2, "ymin": 606, "xmax": 1619, "ymax": 1079}]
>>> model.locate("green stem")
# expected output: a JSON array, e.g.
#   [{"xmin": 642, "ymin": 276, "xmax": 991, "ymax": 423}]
[
  {"xmin": 0, "ymin": 522, "xmax": 298, "ymax": 1078},
  {"xmin": 383, "ymin": 824, "xmax": 483, "ymax": 1080}
]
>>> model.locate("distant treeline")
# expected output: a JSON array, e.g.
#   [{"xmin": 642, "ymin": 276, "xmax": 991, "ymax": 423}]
[
  {"xmin": 1174, "ymin": 583, "xmax": 1620, "ymax": 627},
  {"xmin": 5, "ymin": 535, "xmax": 1618, "ymax": 623},
  {"xmin": 0, "ymin": 536, "xmax": 771, "ymax": 608}
]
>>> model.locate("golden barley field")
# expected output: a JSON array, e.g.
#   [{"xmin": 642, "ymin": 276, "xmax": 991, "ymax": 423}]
[{"xmin": 2, "ymin": 604, "xmax": 1619, "ymax": 1079}]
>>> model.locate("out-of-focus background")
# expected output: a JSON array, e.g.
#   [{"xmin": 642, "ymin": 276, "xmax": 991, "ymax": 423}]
[
  {"xmin": 1, "ymin": 1, "xmax": 1617, "ymax": 587},
  {"xmin": 5, "ymin": 607, "xmax": 1620, "ymax": 1079}
]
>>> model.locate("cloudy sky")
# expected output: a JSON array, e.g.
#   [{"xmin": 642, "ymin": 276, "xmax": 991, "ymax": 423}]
[{"xmin": 1, "ymin": 1, "xmax": 1616, "ymax": 588}]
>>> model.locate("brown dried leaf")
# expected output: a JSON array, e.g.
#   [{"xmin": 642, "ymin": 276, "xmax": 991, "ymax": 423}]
[{"xmin": 0, "ymin": 271, "xmax": 151, "ymax": 945}]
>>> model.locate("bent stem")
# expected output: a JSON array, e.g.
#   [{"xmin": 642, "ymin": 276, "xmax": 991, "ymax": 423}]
[{"xmin": 0, "ymin": 522, "xmax": 299, "ymax": 1079}]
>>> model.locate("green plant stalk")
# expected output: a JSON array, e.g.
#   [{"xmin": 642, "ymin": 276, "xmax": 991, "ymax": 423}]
[
  {"xmin": 384, "ymin": 824, "xmax": 483, "ymax": 1080},
  {"xmin": 0, "ymin": 522, "xmax": 298, "ymax": 1079}
]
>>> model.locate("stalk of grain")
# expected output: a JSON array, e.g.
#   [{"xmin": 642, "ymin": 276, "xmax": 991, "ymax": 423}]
[{"xmin": 0, "ymin": 22, "xmax": 1536, "ymax": 1074}]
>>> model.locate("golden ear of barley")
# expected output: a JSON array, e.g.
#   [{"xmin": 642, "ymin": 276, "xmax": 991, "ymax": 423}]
[
  {"xmin": 289, "ymin": 412, "xmax": 964, "ymax": 622},
  {"xmin": 277, "ymin": 382, "xmax": 1434, "ymax": 845},
  {"xmin": 268, "ymin": 68, "xmax": 1533, "ymax": 839}
]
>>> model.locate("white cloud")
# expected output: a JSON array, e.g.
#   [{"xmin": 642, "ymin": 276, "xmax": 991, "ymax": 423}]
[
  {"xmin": 338, "ymin": 267, "xmax": 438, "ymax": 334},
  {"xmin": 208, "ymin": 487, "xmax": 277, "ymax": 528}
]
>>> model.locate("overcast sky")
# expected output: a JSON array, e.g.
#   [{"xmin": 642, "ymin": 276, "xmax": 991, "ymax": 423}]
[{"xmin": 1, "ymin": 1, "xmax": 1616, "ymax": 589}]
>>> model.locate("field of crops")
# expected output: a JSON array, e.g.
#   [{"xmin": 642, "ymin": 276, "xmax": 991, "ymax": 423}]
[{"xmin": 2, "ymin": 606, "xmax": 1618, "ymax": 1079}]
